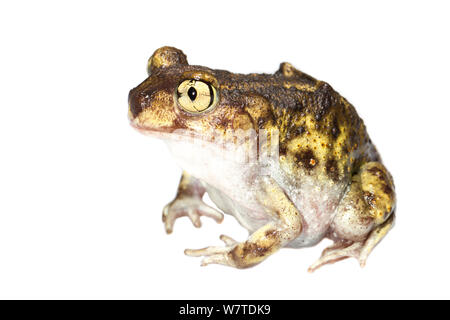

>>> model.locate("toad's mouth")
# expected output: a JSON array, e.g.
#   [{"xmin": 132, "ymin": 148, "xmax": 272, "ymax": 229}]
[
  {"xmin": 129, "ymin": 117, "xmax": 216, "ymax": 144},
  {"xmin": 129, "ymin": 119, "xmax": 179, "ymax": 140}
]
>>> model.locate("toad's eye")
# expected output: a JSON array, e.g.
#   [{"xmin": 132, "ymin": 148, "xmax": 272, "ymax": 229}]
[{"xmin": 176, "ymin": 79, "xmax": 217, "ymax": 113}]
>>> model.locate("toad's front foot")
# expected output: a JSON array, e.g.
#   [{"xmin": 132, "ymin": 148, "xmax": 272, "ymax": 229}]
[
  {"xmin": 162, "ymin": 197, "xmax": 224, "ymax": 234},
  {"xmin": 185, "ymin": 235, "xmax": 239, "ymax": 267}
]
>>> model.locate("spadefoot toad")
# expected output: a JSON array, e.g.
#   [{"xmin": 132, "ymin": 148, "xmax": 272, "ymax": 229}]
[{"xmin": 128, "ymin": 46, "xmax": 396, "ymax": 272}]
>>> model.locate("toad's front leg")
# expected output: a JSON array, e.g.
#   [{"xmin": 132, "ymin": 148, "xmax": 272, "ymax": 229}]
[
  {"xmin": 185, "ymin": 177, "xmax": 302, "ymax": 268},
  {"xmin": 163, "ymin": 171, "xmax": 224, "ymax": 234}
]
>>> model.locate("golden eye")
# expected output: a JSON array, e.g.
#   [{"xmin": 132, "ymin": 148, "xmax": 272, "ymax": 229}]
[{"xmin": 176, "ymin": 79, "xmax": 217, "ymax": 113}]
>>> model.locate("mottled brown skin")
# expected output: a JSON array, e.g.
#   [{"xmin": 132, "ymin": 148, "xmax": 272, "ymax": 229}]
[{"xmin": 128, "ymin": 47, "xmax": 396, "ymax": 271}]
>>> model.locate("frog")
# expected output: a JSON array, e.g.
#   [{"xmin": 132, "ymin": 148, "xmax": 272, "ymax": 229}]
[{"xmin": 128, "ymin": 46, "xmax": 396, "ymax": 272}]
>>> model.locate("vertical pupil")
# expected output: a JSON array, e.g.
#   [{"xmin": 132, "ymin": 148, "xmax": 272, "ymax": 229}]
[{"xmin": 188, "ymin": 87, "xmax": 197, "ymax": 101}]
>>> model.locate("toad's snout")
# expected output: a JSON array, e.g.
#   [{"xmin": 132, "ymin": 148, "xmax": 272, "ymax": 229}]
[{"xmin": 128, "ymin": 87, "xmax": 143, "ymax": 121}]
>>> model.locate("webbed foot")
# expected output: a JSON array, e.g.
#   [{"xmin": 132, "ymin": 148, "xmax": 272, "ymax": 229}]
[
  {"xmin": 308, "ymin": 242, "xmax": 363, "ymax": 273},
  {"xmin": 308, "ymin": 213, "xmax": 395, "ymax": 272},
  {"xmin": 184, "ymin": 235, "xmax": 238, "ymax": 267}
]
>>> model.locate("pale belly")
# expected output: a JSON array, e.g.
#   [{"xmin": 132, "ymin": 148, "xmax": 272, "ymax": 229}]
[
  {"xmin": 165, "ymin": 137, "xmax": 347, "ymax": 248},
  {"xmin": 206, "ymin": 178, "xmax": 346, "ymax": 248},
  {"xmin": 285, "ymin": 179, "xmax": 346, "ymax": 247},
  {"xmin": 205, "ymin": 184, "xmax": 274, "ymax": 233}
]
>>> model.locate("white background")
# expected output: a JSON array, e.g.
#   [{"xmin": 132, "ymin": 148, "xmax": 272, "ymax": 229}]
[{"xmin": 0, "ymin": 0, "xmax": 449, "ymax": 299}]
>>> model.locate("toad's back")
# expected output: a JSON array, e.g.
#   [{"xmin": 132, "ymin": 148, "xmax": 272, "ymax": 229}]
[{"xmin": 212, "ymin": 63, "xmax": 380, "ymax": 181}]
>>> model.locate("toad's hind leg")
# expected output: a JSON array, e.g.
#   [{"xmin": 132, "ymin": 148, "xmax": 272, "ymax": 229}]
[
  {"xmin": 185, "ymin": 176, "xmax": 302, "ymax": 268},
  {"xmin": 359, "ymin": 213, "xmax": 395, "ymax": 266},
  {"xmin": 308, "ymin": 214, "xmax": 395, "ymax": 272},
  {"xmin": 309, "ymin": 162, "xmax": 396, "ymax": 272}
]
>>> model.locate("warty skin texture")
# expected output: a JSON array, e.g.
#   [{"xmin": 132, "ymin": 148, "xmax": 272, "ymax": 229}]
[{"xmin": 128, "ymin": 46, "xmax": 396, "ymax": 271}]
